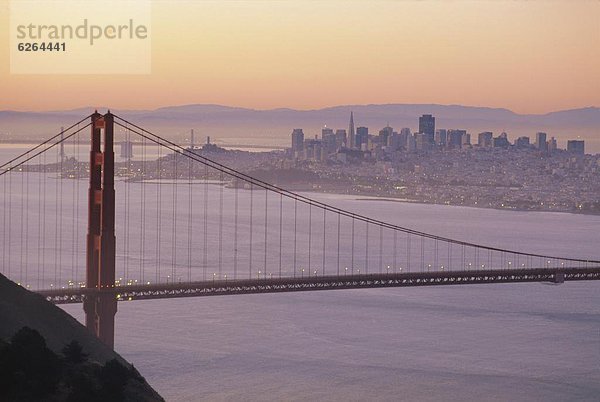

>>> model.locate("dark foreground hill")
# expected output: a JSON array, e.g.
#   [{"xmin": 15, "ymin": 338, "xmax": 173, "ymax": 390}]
[{"xmin": 0, "ymin": 273, "xmax": 164, "ymax": 402}]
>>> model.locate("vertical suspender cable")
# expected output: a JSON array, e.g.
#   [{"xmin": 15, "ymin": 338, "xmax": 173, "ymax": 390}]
[
  {"xmin": 249, "ymin": 183, "xmax": 253, "ymax": 279},
  {"xmin": 172, "ymin": 150, "xmax": 178, "ymax": 281},
  {"xmin": 263, "ymin": 188, "xmax": 267, "ymax": 278},
  {"xmin": 76, "ymin": 130, "xmax": 81, "ymax": 285},
  {"xmin": 27, "ymin": 155, "xmax": 32, "ymax": 285},
  {"xmin": 72, "ymin": 134, "xmax": 77, "ymax": 284},
  {"xmin": 23, "ymin": 153, "xmax": 29, "ymax": 285},
  {"xmin": 434, "ymin": 239, "xmax": 438, "ymax": 270},
  {"xmin": 234, "ymin": 178, "xmax": 238, "ymax": 280},
  {"xmin": 127, "ymin": 130, "xmax": 132, "ymax": 282},
  {"xmin": 37, "ymin": 154, "xmax": 42, "ymax": 288},
  {"xmin": 351, "ymin": 218, "xmax": 355, "ymax": 273},
  {"xmin": 336, "ymin": 213, "xmax": 340, "ymax": 276},
  {"xmin": 141, "ymin": 136, "xmax": 146, "ymax": 283},
  {"xmin": 125, "ymin": 129, "xmax": 130, "ymax": 282},
  {"xmin": 219, "ymin": 170, "xmax": 224, "ymax": 278},
  {"xmin": 279, "ymin": 193, "xmax": 282, "ymax": 278},
  {"xmin": 59, "ymin": 134, "xmax": 63, "ymax": 286},
  {"xmin": 19, "ymin": 166, "xmax": 23, "ymax": 283},
  {"xmin": 308, "ymin": 203, "xmax": 312, "ymax": 275},
  {"xmin": 379, "ymin": 226, "xmax": 383, "ymax": 274},
  {"xmin": 407, "ymin": 233, "xmax": 411, "ymax": 272},
  {"xmin": 54, "ymin": 143, "xmax": 59, "ymax": 286},
  {"xmin": 42, "ymin": 154, "xmax": 46, "ymax": 284},
  {"xmin": 2, "ymin": 164, "xmax": 6, "ymax": 275},
  {"xmin": 7, "ymin": 165, "xmax": 11, "ymax": 279},
  {"xmin": 156, "ymin": 144, "xmax": 162, "ymax": 282},
  {"xmin": 393, "ymin": 229, "xmax": 397, "ymax": 272},
  {"xmin": 420, "ymin": 236, "xmax": 424, "ymax": 272},
  {"xmin": 365, "ymin": 222, "xmax": 369, "ymax": 274},
  {"xmin": 203, "ymin": 164, "xmax": 208, "ymax": 281},
  {"xmin": 187, "ymin": 144, "xmax": 191, "ymax": 282},
  {"xmin": 293, "ymin": 197, "xmax": 297, "ymax": 278},
  {"xmin": 322, "ymin": 208, "xmax": 326, "ymax": 276}
]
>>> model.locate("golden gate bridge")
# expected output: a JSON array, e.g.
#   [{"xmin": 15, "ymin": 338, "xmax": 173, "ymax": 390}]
[{"xmin": 1, "ymin": 111, "xmax": 599, "ymax": 349}]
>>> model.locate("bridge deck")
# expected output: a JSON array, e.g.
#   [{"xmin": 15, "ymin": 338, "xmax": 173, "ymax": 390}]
[{"xmin": 38, "ymin": 267, "xmax": 600, "ymax": 304}]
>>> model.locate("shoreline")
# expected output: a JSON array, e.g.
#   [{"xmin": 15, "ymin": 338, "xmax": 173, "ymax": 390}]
[
  {"xmin": 281, "ymin": 185, "xmax": 600, "ymax": 217},
  {"xmin": 133, "ymin": 178, "xmax": 599, "ymax": 217},
  {"xmin": 352, "ymin": 196, "xmax": 600, "ymax": 216}
]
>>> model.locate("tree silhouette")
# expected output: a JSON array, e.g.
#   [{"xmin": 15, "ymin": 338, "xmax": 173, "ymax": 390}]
[
  {"xmin": 0, "ymin": 327, "xmax": 153, "ymax": 401},
  {"xmin": 0, "ymin": 327, "xmax": 61, "ymax": 400},
  {"xmin": 62, "ymin": 340, "xmax": 89, "ymax": 364},
  {"xmin": 100, "ymin": 359, "xmax": 131, "ymax": 402}
]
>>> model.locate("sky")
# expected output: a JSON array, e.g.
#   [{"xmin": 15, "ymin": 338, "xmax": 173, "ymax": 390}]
[{"xmin": 0, "ymin": 0, "xmax": 599, "ymax": 113}]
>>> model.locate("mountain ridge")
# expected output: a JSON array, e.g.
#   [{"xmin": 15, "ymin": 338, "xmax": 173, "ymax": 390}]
[
  {"xmin": 1, "ymin": 103, "xmax": 598, "ymax": 151},
  {"xmin": 2, "ymin": 103, "xmax": 597, "ymax": 116}
]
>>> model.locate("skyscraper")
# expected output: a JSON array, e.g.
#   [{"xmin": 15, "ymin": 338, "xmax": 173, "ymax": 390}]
[
  {"xmin": 435, "ymin": 129, "xmax": 447, "ymax": 147},
  {"xmin": 322, "ymin": 127, "xmax": 336, "ymax": 154},
  {"xmin": 447, "ymin": 129, "xmax": 466, "ymax": 149},
  {"xmin": 478, "ymin": 132, "xmax": 493, "ymax": 148},
  {"xmin": 535, "ymin": 132, "xmax": 548, "ymax": 152},
  {"xmin": 406, "ymin": 134, "xmax": 416, "ymax": 152},
  {"xmin": 493, "ymin": 132, "xmax": 509, "ymax": 148},
  {"xmin": 291, "ymin": 128, "xmax": 304, "ymax": 157},
  {"xmin": 548, "ymin": 137, "xmax": 557, "ymax": 153},
  {"xmin": 419, "ymin": 114, "xmax": 435, "ymax": 144},
  {"xmin": 399, "ymin": 128, "xmax": 411, "ymax": 150},
  {"xmin": 567, "ymin": 140, "xmax": 585, "ymax": 155},
  {"xmin": 348, "ymin": 111, "xmax": 355, "ymax": 149},
  {"xmin": 515, "ymin": 136, "xmax": 530, "ymax": 148},
  {"xmin": 400, "ymin": 128, "xmax": 412, "ymax": 136},
  {"xmin": 356, "ymin": 126, "xmax": 369, "ymax": 150},
  {"xmin": 378, "ymin": 125, "xmax": 393, "ymax": 147},
  {"xmin": 462, "ymin": 133, "xmax": 471, "ymax": 147},
  {"xmin": 415, "ymin": 132, "xmax": 431, "ymax": 151},
  {"xmin": 335, "ymin": 129, "xmax": 347, "ymax": 148},
  {"xmin": 387, "ymin": 132, "xmax": 401, "ymax": 151}
]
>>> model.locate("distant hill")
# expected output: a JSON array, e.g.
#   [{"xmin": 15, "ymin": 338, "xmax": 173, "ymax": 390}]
[
  {"xmin": 0, "ymin": 273, "xmax": 164, "ymax": 401},
  {"xmin": 0, "ymin": 103, "xmax": 598, "ymax": 152}
]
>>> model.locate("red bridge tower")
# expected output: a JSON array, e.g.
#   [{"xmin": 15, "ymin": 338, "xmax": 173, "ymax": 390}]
[{"xmin": 84, "ymin": 111, "xmax": 117, "ymax": 348}]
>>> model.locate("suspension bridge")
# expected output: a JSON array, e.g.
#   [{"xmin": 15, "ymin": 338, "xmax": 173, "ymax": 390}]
[{"xmin": 1, "ymin": 111, "xmax": 599, "ymax": 349}]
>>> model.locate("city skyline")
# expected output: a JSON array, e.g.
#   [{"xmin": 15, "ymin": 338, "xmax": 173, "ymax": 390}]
[
  {"xmin": 2, "ymin": 102, "xmax": 597, "ymax": 153},
  {"xmin": 292, "ymin": 111, "xmax": 588, "ymax": 156}
]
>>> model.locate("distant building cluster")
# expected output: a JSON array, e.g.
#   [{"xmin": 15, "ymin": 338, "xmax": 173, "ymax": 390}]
[{"xmin": 289, "ymin": 112, "xmax": 586, "ymax": 163}]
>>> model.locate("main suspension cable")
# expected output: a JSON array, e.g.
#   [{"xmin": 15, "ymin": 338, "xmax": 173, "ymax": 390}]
[{"xmin": 113, "ymin": 117, "xmax": 600, "ymax": 264}]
